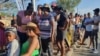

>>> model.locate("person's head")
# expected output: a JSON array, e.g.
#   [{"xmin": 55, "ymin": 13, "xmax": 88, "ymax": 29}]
[
  {"xmin": 84, "ymin": 14, "xmax": 87, "ymax": 18},
  {"xmin": 37, "ymin": 5, "xmax": 42, "ymax": 13},
  {"xmin": 69, "ymin": 13, "xmax": 73, "ymax": 19},
  {"xmin": 42, "ymin": 7, "xmax": 50, "ymax": 15},
  {"xmin": 25, "ymin": 3, "xmax": 33, "ymax": 16},
  {"xmin": 5, "ymin": 27, "xmax": 17, "ymax": 42},
  {"xmin": 75, "ymin": 13, "xmax": 78, "ymax": 17},
  {"xmin": 54, "ymin": 6, "xmax": 63, "ymax": 14},
  {"xmin": 41, "ymin": 4, "xmax": 51, "ymax": 15},
  {"xmin": 87, "ymin": 12, "xmax": 91, "ymax": 18},
  {"xmin": 26, "ymin": 22, "xmax": 40, "ymax": 37},
  {"xmin": 93, "ymin": 8, "xmax": 100, "ymax": 16},
  {"xmin": 51, "ymin": 2, "xmax": 57, "ymax": 11}
]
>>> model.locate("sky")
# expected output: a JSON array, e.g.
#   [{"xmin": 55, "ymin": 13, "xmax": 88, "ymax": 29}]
[
  {"xmin": 75, "ymin": 0, "xmax": 100, "ymax": 15},
  {"xmin": 1, "ymin": 0, "xmax": 100, "ymax": 16},
  {"xmin": 36, "ymin": 0, "xmax": 100, "ymax": 15}
]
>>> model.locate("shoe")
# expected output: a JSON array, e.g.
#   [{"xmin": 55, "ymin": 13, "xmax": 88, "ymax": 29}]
[
  {"xmin": 93, "ymin": 49, "xmax": 99, "ymax": 54},
  {"xmin": 91, "ymin": 48, "xmax": 95, "ymax": 51},
  {"xmin": 89, "ymin": 48, "xmax": 94, "ymax": 53}
]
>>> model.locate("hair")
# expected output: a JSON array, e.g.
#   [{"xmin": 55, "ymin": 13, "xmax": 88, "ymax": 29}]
[
  {"xmin": 5, "ymin": 31, "xmax": 20, "ymax": 42},
  {"xmin": 5, "ymin": 27, "xmax": 20, "ymax": 42},
  {"xmin": 26, "ymin": 26, "xmax": 40, "ymax": 36},
  {"xmin": 87, "ymin": 12, "xmax": 90, "ymax": 16},
  {"xmin": 25, "ymin": 3, "xmax": 33, "ymax": 16},
  {"xmin": 37, "ymin": 4, "xmax": 42, "ymax": 9}
]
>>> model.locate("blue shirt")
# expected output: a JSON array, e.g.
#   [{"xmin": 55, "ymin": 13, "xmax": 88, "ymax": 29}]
[{"xmin": 84, "ymin": 18, "xmax": 93, "ymax": 31}]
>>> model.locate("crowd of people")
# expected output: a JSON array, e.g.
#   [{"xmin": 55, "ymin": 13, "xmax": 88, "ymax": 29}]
[{"xmin": 0, "ymin": 2, "xmax": 100, "ymax": 56}]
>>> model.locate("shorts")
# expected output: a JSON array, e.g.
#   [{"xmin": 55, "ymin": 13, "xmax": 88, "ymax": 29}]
[
  {"xmin": 84, "ymin": 31, "xmax": 93, "ymax": 39},
  {"xmin": 56, "ymin": 29, "xmax": 64, "ymax": 41}
]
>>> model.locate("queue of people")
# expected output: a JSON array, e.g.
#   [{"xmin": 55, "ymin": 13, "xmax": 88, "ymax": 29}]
[{"xmin": 0, "ymin": 2, "xmax": 100, "ymax": 56}]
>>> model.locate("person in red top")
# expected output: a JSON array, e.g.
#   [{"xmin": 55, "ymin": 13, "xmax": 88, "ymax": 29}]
[{"xmin": 0, "ymin": 20, "xmax": 7, "ymax": 52}]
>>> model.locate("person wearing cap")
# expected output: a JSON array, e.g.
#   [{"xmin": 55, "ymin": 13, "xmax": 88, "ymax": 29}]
[
  {"xmin": 38, "ymin": 6, "xmax": 55, "ymax": 56},
  {"xmin": 92, "ymin": 8, "xmax": 100, "ymax": 53},
  {"xmin": 21, "ymin": 22, "xmax": 40, "ymax": 56},
  {"xmin": 16, "ymin": 3, "xmax": 34, "ymax": 48},
  {"xmin": 55, "ymin": 6, "xmax": 68, "ymax": 56},
  {"xmin": 0, "ymin": 20, "xmax": 7, "ymax": 53},
  {"xmin": 5, "ymin": 27, "xmax": 20, "ymax": 56}
]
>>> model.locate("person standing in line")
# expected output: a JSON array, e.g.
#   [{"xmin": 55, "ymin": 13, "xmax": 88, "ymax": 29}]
[
  {"xmin": 38, "ymin": 6, "xmax": 55, "ymax": 56},
  {"xmin": 74, "ymin": 14, "xmax": 81, "ymax": 44},
  {"xmin": 11, "ymin": 14, "xmax": 17, "ymax": 28},
  {"xmin": 92, "ymin": 8, "xmax": 100, "ymax": 53},
  {"xmin": 55, "ymin": 6, "xmax": 68, "ymax": 56},
  {"xmin": 21, "ymin": 22, "xmax": 40, "ymax": 56},
  {"xmin": 32, "ymin": 5, "xmax": 43, "ymax": 24},
  {"xmin": 51, "ymin": 4, "xmax": 57, "ymax": 44},
  {"xmin": 80, "ymin": 14, "xmax": 87, "ymax": 45},
  {"xmin": 81, "ymin": 14, "xmax": 87, "ymax": 30},
  {"xmin": 66, "ymin": 13, "xmax": 75, "ymax": 50},
  {"xmin": 0, "ymin": 20, "xmax": 7, "ymax": 53},
  {"xmin": 16, "ymin": 3, "xmax": 33, "ymax": 48},
  {"xmin": 80, "ymin": 13, "xmax": 93, "ymax": 48},
  {"xmin": 5, "ymin": 27, "xmax": 20, "ymax": 56}
]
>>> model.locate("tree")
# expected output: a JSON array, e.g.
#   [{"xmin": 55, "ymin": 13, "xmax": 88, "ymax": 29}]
[{"xmin": 57, "ymin": 0, "xmax": 81, "ymax": 12}]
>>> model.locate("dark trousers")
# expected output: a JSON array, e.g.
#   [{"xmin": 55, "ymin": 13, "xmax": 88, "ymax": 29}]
[
  {"xmin": 17, "ymin": 31, "xmax": 28, "ymax": 48},
  {"xmin": 92, "ymin": 29, "xmax": 98, "ymax": 49},
  {"xmin": 41, "ymin": 38, "xmax": 52, "ymax": 56}
]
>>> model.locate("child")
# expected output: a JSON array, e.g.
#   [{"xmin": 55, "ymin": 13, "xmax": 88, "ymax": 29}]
[
  {"xmin": 21, "ymin": 22, "xmax": 40, "ymax": 56},
  {"xmin": 5, "ymin": 27, "xmax": 20, "ymax": 56},
  {"xmin": 0, "ymin": 20, "xmax": 7, "ymax": 53}
]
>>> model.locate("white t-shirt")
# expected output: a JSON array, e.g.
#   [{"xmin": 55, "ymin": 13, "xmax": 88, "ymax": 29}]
[
  {"xmin": 84, "ymin": 18, "xmax": 93, "ymax": 31},
  {"xmin": 7, "ymin": 39, "xmax": 20, "ymax": 56},
  {"xmin": 93, "ymin": 16, "xmax": 100, "ymax": 30}
]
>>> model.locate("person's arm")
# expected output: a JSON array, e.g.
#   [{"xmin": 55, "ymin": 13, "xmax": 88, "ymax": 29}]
[
  {"xmin": 8, "ymin": 41, "xmax": 18, "ymax": 56},
  {"xmin": 50, "ymin": 17, "xmax": 55, "ymax": 42},
  {"xmin": 22, "ymin": 38, "xmax": 38, "ymax": 56},
  {"xmin": 64, "ymin": 18, "xmax": 69, "ymax": 30},
  {"xmin": 84, "ymin": 19, "xmax": 88, "ymax": 25}
]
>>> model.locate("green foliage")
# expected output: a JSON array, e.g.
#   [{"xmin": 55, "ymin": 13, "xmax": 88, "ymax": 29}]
[
  {"xmin": 57, "ymin": 0, "xmax": 81, "ymax": 12},
  {"xmin": 0, "ymin": 12, "xmax": 11, "ymax": 17}
]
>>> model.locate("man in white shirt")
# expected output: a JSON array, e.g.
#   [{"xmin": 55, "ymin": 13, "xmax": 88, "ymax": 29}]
[
  {"xmin": 92, "ymin": 8, "xmax": 100, "ymax": 53},
  {"xmin": 81, "ymin": 13, "xmax": 93, "ymax": 47}
]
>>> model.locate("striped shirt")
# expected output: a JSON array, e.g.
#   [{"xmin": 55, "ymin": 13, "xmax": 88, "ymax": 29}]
[{"xmin": 38, "ymin": 14, "xmax": 54, "ymax": 39}]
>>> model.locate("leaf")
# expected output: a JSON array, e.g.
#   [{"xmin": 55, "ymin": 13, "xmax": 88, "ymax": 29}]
[{"xmin": 57, "ymin": 0, "xmax": 81, "ymax": 12}]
